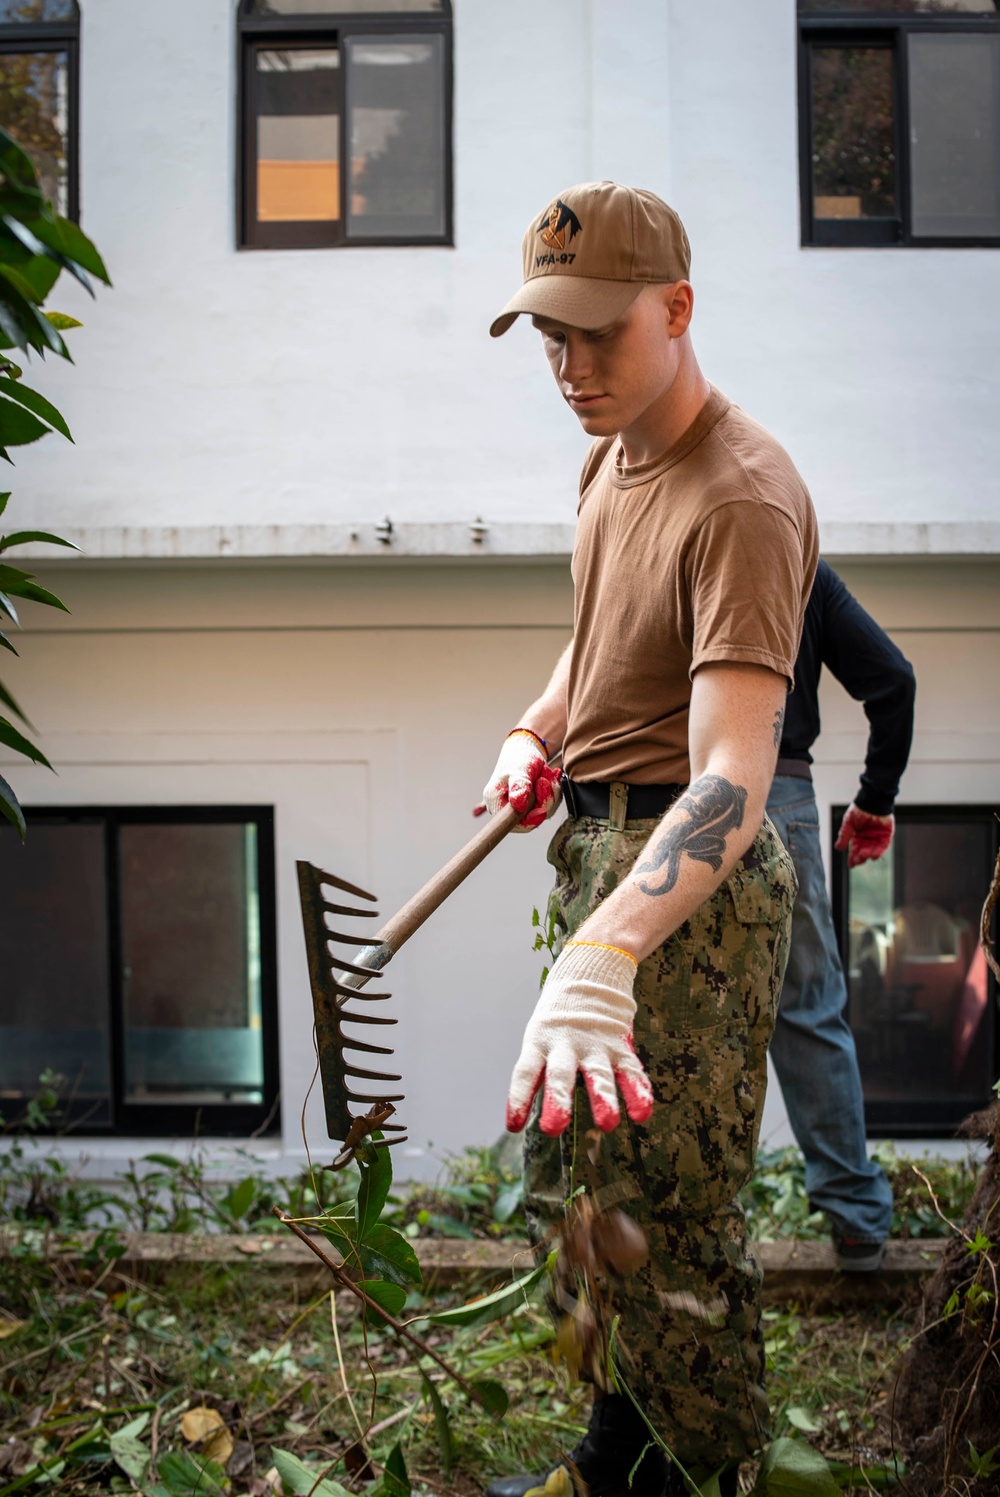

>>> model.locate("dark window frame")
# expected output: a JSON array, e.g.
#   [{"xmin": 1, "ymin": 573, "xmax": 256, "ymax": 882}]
[
  {"xmin": 237, "ymin": 1, "xmax": 453, "ymax": 250},
  {"xmin": 5, "ymin": 804, "xmax": 280, "ymax": 1138},
  {"xmin": 798, "ymin": 8, "xmax": 1000, "ymax": 248},
  {"xmin": 0, "ymin": 2, "xmax": 80, "ymax": 222},
  {"xmin": 832, "ymin": 801, "xmax": 1000, "ymax": 1138}
]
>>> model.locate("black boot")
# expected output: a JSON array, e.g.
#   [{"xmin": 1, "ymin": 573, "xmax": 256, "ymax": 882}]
[{"xmin": 485, "ymin": 1393, "xmax": 672, "ymax": 1497}]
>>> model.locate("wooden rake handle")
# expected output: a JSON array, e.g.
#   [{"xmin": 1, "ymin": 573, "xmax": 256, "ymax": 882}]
[{"xmin": 374, "ymin": 799, "xmax": 521, "ymax": 957}]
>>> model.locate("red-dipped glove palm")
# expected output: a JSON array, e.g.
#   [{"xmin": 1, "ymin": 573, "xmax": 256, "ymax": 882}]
[
  {"xmin": 835, "ymin": 804, "xmax": 894, "ymax": 868},
  {"xmin": 483, "ymin": 729, "xmax": 562, "ymax": 832},
  {"xmin": 506, "ymin": 941, "xmax": 654, "ymax": 1137}
]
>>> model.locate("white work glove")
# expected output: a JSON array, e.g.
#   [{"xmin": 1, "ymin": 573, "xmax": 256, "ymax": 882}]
[
  {"xmin": 506, "ymin": 941, "xmax": 655, "ymax": 1137},
  {"xmin": 483, "ymin": 729, "xmax": 562, "ymax": 832}
]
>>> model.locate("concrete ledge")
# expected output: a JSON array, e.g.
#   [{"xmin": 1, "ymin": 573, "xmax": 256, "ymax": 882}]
[
  {"xmin": 14, "ymin": 520, "xmax": 1000, "ymax": 565},
  {"xmin": 3, "ymin": 1231, "xmax": 946, "ymax": 1304}
]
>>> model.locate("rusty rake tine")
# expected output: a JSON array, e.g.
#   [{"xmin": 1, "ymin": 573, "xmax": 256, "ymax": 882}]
[
  {"xmin": 324, "ymin": 928, "xmax": 386, "ymax": 948},
  {"xmin": 346, "ymin": 1065, "xmax": 404, "ymax": 1082},
  {"xmin": 329, "ymin": 955, "xmax": 393, "ymax": 980},
  {"xmin": 338, "ymin": 1038, "xmax": 396, "ymax": 1057},
  {"xmin": 315, "ymin": 869, "xmax": 378, "ymax": 903},
  {"xmin": 349, "ymin": 1091, "xmax": 405, "ymax": 1106},
  {"xmin": 328, "ymin": 990, "xmax": 392, "ymax": 1004},
  {"xmin": 322, "ymin": 900, "xmax": 379, "ymax": 920},
  {"xmin": 335, "ymin": 1012, "xmax": 396, "ymax": 1028}
]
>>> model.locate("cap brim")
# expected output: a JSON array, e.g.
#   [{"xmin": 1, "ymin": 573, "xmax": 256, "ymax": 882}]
[{"xmin": 489, "ymin": 276, "xmax": 645, "ymax": 338}]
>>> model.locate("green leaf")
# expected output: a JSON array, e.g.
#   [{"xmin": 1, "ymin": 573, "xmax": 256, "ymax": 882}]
[
  {"xmin": 376, "ymin": 1441, "xmax": 411, "ymax": 1497},
  {"xmin": 0, "ymin": 492, "xmax": 9, "ymax": 516},
  {"xmin": 270, "ymin": 1447, "xmax": 352, "ymax": 1497},
  {"xmin": 358, "ymin": 1223, "xmax": 422, "ymax": 1290},
  {"xmin": 109, "ymin": 1413, "xmax": 151, "ymax": 1485},
  {"xmin": 45, "ymin": 311, "xmax": 83, "ymax": 331},
  {"xmin": 0, "ymin": 770, "xmax": 25, "ymax": 839},
  {"xmin": 0, "ymin": 590, "xmax": 20, "ymax": 624},
  {"xmin": 0, "ymin": 266, "xmax": 67, "ymax": 357},
  {"xmin": 785, "ymin": 1407, "xmax": 824, "ymax": 1435},
  {"xmin": 421, "ymin": 1371, "xmax": 454, "ymax": 1475},
  {"xmin": 0, "ymin": 576, "xmax": 69, "ymax": 612},
  {"xmin": 0, "ymin": 629, "xmax": 16, "ymax": 654},
  {"xmin": 0, "ymin": 128, "xmax": 44, "ymax": 207},
  {"xmin": 23, "ymin": 213, "xmax": 111, "ymax": 285},
  {"xmin": 0, "ymin": 530, "xmax": 78, "ymax": 552},
  {"xmin": 0, "ymin": 715, "xmax": 51, "ymax": 768},
  {"xmin": 154, "ymin": 1449, "xmax": 226, "ymax": 1496},
  {"xmin": 826, "ymin": 1458, "xmax": 904, "ymax": 1491},
  {"xmin": 359, "ymin": 1278, "xmax": 406, "ymax": 1324},
  {"xmin": 8, "ymin": 253, "xmax": 60, "ymax": 303},
  {"xmin": 228, "ymin": 1176, "xmax": 257, "ymax": 1220},
  {"xmin": 753, "ymin": 1437, "xmax": 839, "ymax": 1496},
  {"xmin": 355, "ymin": 1135, "xmax": 393, "ymax": 1241},
  {"xmin": 0, "ymin": 379, "xmax": 72, "ymax": 440},
  {"xmin": 0, "ymin": 399, "xmax": 50, "ymax": 448},
  {"xmin": 0, "ymin": 676, "xmax": 29, "ymax": 724},
  {"xmin": 425, "ymin": 1261, "xmax": 547, "ymax": 1329},
  {"xmin": 470, "ymin": 1377, "xmax": 509, "ymax": 1419},
  {"xmin": 142, "ymin": 1152, "xmax": 182, "ymax": 1167}
]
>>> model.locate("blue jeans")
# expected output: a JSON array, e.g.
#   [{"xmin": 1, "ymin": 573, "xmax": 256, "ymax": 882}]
[{"xmin": 764, "ymin": 776, "xmax": 893, "ymax": 1243}]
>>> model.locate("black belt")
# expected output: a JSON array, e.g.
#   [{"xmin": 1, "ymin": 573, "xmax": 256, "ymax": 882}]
[
  {"xmin": 774, "ymin": 757, "xmax": 813, "ymax": 781},
  {"xmin": 562, "ymin": 778, "xmax": 686, "ymax": 821}
]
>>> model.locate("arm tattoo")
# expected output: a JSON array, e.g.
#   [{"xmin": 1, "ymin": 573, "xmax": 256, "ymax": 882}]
[
  {"xmin": 773, "ymin": 708, "xmax": 784, "ymax": 750},
  {"xmin": 634, "ymin": 773, "xmax": 748, "ymax": 897}
]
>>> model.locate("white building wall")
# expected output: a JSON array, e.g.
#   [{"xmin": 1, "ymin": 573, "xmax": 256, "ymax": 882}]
[
  {"xmin": 8, "ymin": 0, "xmax": 999, "ymax": 554},
  {"xmin": 7, "ymin": 557, "xmax": 998, "ymax": 1173}
]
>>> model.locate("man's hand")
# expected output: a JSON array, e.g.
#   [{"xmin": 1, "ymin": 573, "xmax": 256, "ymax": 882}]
[
  {"xmin": 484, "ymin": 729, "xmax": 562, "ymax": 831},
  {"xmin": 506, "ymin": 941, "xmax": 654, "ymax": 1136},
  {"xmin": 836, "ymin": 804, "xmax": 894, "ymax": 868}
]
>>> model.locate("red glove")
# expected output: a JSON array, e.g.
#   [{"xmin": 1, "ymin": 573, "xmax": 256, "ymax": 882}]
[
  {"xmin": 482, "ymin": 729, "xmax": 562, "ymax": 832},
  {"xmin": 835, "ymin": 804, "xmax": 894, "ymax": 868}
]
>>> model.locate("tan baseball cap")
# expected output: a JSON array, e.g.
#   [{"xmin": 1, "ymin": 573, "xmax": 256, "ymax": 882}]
[{"xmin": 490, "ymin": 181, "xmax": 691, "ymax": 338}]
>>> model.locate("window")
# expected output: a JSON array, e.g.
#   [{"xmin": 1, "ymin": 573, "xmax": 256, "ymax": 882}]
[
  {"xmin": 0, "ymin": 807, "xmax": 279, "ymax": 1136},
  {"xmin": 798, "ymin": 0, "xmax": 1000, "ymax": 246},
  {"xmin": 0, "ymin": 0, "xmax": 79, "ymax": 219},
  {"xmin": 237, "ymin": 0, "xmax": 452, "ymax": 249},
  {"xmin": 835, "ymin": 804, "xmax": 999, "ymax": 1136}
]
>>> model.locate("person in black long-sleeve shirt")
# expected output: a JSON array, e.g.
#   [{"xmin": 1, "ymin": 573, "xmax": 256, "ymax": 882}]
[{"xmin": 765, "ymin": 560, "xmax": 916, "ymax": 1271}]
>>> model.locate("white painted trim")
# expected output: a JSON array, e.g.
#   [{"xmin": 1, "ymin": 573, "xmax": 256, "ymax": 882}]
[{"xmin": 14, "ymin": 520, "xmax": 1000, "ymax": 564}]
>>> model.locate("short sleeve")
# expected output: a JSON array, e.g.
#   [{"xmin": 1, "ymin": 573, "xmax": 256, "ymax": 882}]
[{"xmin": 686, "ymin": 500, "xmax": 809, "ymax": 685}]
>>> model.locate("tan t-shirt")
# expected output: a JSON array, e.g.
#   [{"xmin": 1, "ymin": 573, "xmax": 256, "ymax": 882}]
[{"xmin": 563, "ymin": 386, "xmax": 819, "ymax": 786}]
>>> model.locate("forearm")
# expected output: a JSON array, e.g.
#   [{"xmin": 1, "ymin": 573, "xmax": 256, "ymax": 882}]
[
  {"xmin": 577, "ymin": 662, "xmax": 785, "ymax": 961},
  {"xmin": 516, "ymin": 640, "xmax": 572, "ymax": 752},
  {"xmin": 577, "ymin": 763, "xmax": 764, "ymax": 961},
  {"xmin": 857, "ymin": 671, "xmax": 916, "ymax": 815}
]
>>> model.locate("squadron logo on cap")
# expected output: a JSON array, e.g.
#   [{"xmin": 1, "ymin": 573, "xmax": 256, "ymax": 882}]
[{"xmin": 539, "ymin": 199, "xmax": 582, "ymax": 252}]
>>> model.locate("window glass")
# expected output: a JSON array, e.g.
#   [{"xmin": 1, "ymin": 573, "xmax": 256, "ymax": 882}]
[
  {"xmin": 908, "ymin": 31, "xmax": 1000, "ymax": 235},
  {"xmin": 0, "ymin": 1, "xmax": 78, "ymax": 20},
  {"xmin": 120, "ymin": 824, "xmax": 264, "ymax": 1106},
  {"xmin": 345, "ymin": 33, "xmax": 445, "ymax": 237},
  {"xmin": 800, "ymin": 1, "xmax": 998, "ymax": 13},
  {"xmin": 243, "ymin": 1, "xmax": 444, "ymax": 14},
  {"xmin": 0, "ymin": 47, "xmax": 69, "ymax": 211},
  {"xmin": 0, "ymin": 822, "xmax": 111, "ymax": 1122},
  {"xmin": 810, "ymin": 46, "xmax": 898, "ymax": 220},
  {"xmin": 256, "ymin": 46, "xmax": 340, "ymax": 223},
  {"xmin": 847, "ymin": 817, "xmax": 996, "ymax": 1116}
]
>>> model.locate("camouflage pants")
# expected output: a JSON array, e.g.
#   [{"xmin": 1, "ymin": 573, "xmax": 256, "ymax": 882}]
[{"xmin": 523, "ymin": 810, "xmax": 796, "ymax": 1468}]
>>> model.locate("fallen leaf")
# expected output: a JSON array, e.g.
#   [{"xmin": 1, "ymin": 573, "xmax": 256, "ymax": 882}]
[
  {"xmin": 0, "ymin": 1318, "xmax": 27, "ymax": 1340},
  {"xmin": 203, "ymin": 1425, "xmax": 235, "ymax": 1466},
  {"xmin": 181, "ymin": 1406, "xmax": 225, "ymax": 1443}
]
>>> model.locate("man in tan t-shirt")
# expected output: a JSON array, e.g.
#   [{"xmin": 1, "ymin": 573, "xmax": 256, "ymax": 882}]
[{"xmin": 481, "ymin": 183, "xmax": 818, "ymax": 1497}]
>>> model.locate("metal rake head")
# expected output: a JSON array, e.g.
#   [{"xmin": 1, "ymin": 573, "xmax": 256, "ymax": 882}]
[{"xmin": 296, "ymin": 860, "xmax": 407, "ymax": 1166}]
